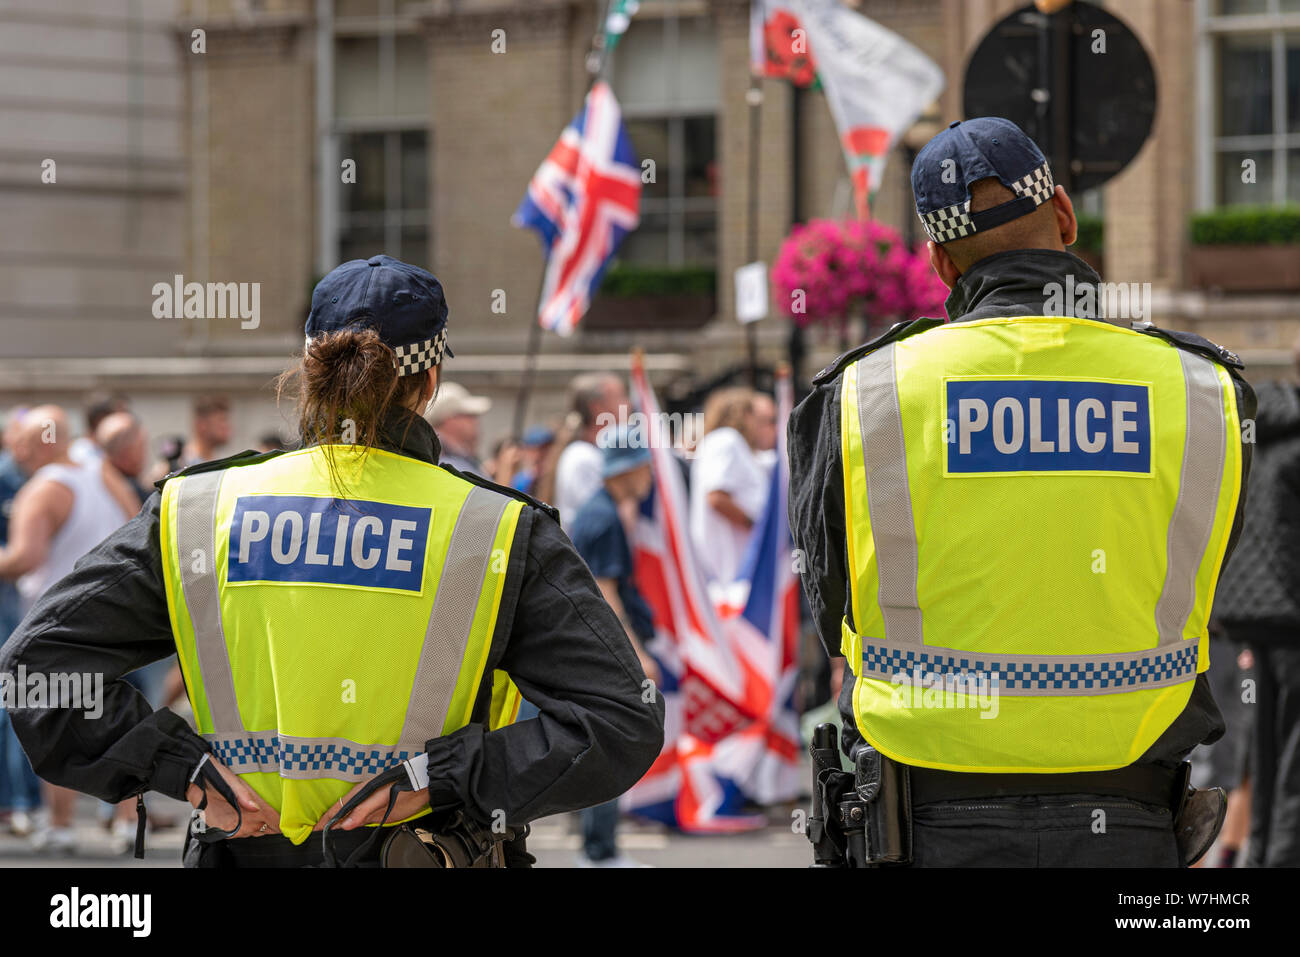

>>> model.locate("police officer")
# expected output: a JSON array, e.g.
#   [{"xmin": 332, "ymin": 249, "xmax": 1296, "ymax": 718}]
[
  {"xmin": 790, "ymin": 119, "xmax": 1254, "ymax": 867},
  {"xmin": 0, "ymin": 255, "xmax": 665, "ymax": 867}
]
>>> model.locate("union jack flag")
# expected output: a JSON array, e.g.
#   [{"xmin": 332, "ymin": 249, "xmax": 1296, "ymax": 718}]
[
  {"xmin": 620, "ymin": 355, "xmax": 802, "ymax": 831},
  {"xmin": 512, "ymin": 81, "xmax": 641, "ymax": 336},
  {"xmin": 717, "ymin": 368, "xmax": 803, "ymax": 805}
]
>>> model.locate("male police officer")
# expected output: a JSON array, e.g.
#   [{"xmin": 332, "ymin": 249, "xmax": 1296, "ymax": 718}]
[
  {"xmin": 0, "ymin": 256, "xmax": 665, "ymax": 866},
  {"xmin": 790, "ymin": 118, "xmax": 1254, "ymax": 867}
]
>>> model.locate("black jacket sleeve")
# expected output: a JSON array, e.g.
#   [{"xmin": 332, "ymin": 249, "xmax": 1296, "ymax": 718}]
[
  {"xmin": 787, "ymin": 378, "xmax": 849, "ymax": 659},
  {"xmin": 0, "ymin": 491, "xmax": 209, "ymax": 802},
  {"xmin": 422, "ymin": 506, "xmax": 666, "ymax": 826}
]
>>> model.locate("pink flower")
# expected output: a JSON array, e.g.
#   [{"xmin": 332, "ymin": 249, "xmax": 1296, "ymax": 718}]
[{"xmin": 774, "ymin": 218, "xmax": 942, "ymax": 327}]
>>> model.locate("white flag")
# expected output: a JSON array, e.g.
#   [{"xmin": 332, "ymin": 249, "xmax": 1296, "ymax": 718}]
[{"xmin": 791, "ymin": 0, "xmax": 944, "ymax": 218}]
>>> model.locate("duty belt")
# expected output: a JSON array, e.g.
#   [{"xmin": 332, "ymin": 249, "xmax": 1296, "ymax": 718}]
[
  {"xmin": 220, "ymin": 825, "xmax": 389, "ymax": 868},
  {"xmin": 908, "ymin": 762, "xmax": 1189, "ymax": 811}
]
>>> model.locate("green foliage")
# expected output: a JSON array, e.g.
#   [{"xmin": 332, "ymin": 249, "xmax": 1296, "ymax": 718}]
[
  {"xmin": 1190, "ymin": 206, "xmax": 1300, "ymax": 245},
  {"xmin": 1074, "ymin": 214, "xmax": 1103, "ymax": 252},
  {"xmin": 599, "ymin": 265, "xmax": 717, "ymax": 297}
]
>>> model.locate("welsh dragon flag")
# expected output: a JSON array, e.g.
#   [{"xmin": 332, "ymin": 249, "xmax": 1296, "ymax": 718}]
[{"xmin": 750, "ymin": 0, "xmax": 944, "ymax": 219}]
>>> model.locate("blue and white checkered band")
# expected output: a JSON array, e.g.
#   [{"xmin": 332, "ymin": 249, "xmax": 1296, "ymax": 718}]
[
  {"xmin": 919, "ymin": 161, "xmax": 1056, "ymax": 244},
  {"xmin": 919, "ymin": 198, "xmax": 973, "ymax": 244},
  {"xmin": 205, "ymin": 733, "xmax": 420, "ymax": 779},
  {"xmin": 392, "ymin": 327, "xmax": 448, "ymax": 377},
  {"xmin": 1009, "ymin": 161, "xmax": 1056, "ymax": 208},
  {"xmin": 303, "ymin": 327, "xmax": 449, "ymax": 377}
]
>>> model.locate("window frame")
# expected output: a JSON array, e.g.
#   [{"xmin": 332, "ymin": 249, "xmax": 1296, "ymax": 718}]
[
  {"xmin": 620, "ymin": 109, "xmax": 718, "ymax": 268},
  {"xmin": 609, "ymin": 11, "xmax": 719, "ymax": 269},
  {"xmin": 321, "ymin": 0, "xmax": 430, "ymax": 269},
  {"xmin": 335, "ymin": 126, "xmax": 430, "ymax": 264},
  {"xmin": 1198, "ymin": 0, "xmax": 1300, "ymax": 207}
]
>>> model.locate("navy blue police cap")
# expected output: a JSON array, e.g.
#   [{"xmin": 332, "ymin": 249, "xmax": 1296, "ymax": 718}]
[
  {"xmin": 911, "ymin": 117, "xmax": 1056, "ymax": 245},
  {"xmin": 305, "ymin": 254, "xmax": 453, "ymax": 377}
]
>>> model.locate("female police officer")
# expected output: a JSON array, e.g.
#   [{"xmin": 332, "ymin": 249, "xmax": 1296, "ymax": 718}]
[{"xmin": 0, "ymin": 255, "xmax": 665, "ymax": 866}]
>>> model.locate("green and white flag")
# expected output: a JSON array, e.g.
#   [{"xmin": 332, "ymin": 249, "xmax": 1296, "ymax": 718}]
[
  {"xmin": 603, "ymin": 0, "xmax": 641, "ymax": 55},
  {"xmin": 788, "ymin": 0, "xmax": 944, "ymax": 219}
]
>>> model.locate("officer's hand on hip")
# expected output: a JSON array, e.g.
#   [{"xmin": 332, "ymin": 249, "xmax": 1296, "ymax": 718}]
[
  {"xmin": 185, "ymin": 755, "xmax": 281, "ymax": 838},
  {"xmin": 312, "ymin": 775, "xmax": 431, "ymax": 832}
]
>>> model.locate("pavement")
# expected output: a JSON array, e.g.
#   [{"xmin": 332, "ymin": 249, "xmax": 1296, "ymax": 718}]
[{"xmin": 0, "ymin": 794, "xmax": 810, "ymax": 868}]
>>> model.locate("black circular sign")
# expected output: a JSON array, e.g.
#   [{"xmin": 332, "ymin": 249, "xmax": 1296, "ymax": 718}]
[{"xmin": 962, "ymin": 1, "xmax": 1157, "ymax": 193}]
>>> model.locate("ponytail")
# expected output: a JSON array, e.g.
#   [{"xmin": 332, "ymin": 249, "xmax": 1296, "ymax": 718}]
[{"xmin": 276, "ymin": 327, "xmax": 427, "ymax": 489}]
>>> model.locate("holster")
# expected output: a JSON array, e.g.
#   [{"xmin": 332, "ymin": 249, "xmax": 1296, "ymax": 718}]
[
  {"xmin": 1172, "ymin": 761, "xmax": 1226, "ymax": 868},
  {"xmin": 808, "ymin": 723, "xmax": 912, "ymax": 867},
  {"xmin": 379, "ymin": 811, "xmax": 526, "ymax": 868},
  {"xmin": 839, "ymin": 745, "xmax": 912, "ymax": 867},
  {"xmin": 809, "ymin": 724, "xmax": 850, "ymax": 867}
]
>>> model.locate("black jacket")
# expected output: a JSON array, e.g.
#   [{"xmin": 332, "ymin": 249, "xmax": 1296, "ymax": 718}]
[
  {"xmin": 788, "ymin": 248, "xmax": 1255, "ymax": 768},
  {"xmin": 1213, "ymin": 380, "xmax": 1300, "ymax": 643},
  {"xmin": 0, "ymin": 409, "xmax": 665, "ymax": 825}
]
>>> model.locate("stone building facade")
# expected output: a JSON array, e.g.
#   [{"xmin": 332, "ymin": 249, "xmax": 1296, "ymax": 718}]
[{"xmin": 2, "ymin": 0, "xmax": 1296, "ymax": 452}]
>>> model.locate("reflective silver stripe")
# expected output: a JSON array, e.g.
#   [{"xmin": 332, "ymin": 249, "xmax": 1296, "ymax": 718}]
[
  {"xmin": 399, "ymin": 486, "xmax": 511, "ymax": 741},
  {"xmin": 855, "ymin": 343, "xmax": 923, "ymax": 646},
  {"xmin": 857, "ymin": 638, "xmax": 1198, "ymax": 697},
  {"xmin": 204, "ymin": 733, "xmax": 427, "ymax": 780},
  {"xmin": 174, "ymin": 470, "xmax": 246, "ymax": 733},
  {"xmin": 179, "ymin": 475, "xmax": 511, "ymax": 764},
  {"xmin": 1153, "ymin": 351, "xmax": 1228, "ymax": 650}
]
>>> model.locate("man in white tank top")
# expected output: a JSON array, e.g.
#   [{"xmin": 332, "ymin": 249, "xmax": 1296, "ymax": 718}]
[{"xmin": 0, "ymin": 405, "xmax": 131, "ymax": 853}]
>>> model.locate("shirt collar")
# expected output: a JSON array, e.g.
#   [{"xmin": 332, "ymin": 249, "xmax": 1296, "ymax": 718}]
[
  {"xmin": 374, "ymin": 406, "xmax": 442, "ymax": 465},
  {"xmin": 943, "ymin": 248, "xmax": 1102, "ymax": 323}
]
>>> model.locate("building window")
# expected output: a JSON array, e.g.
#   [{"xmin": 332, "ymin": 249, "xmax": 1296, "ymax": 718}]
[
  {"xmin": 1203, "ymin": 0, "xmax": 1300, "ymax": 205},
  {"xmin": 621, "ymin": 115, "xmax": 718, "ymax": 266},
  {"xmin": 338, "ymin": 129, "xmax": 428, "ymax": 266},
  {"xmin": 611, "ymin": 14, "xmax": 719, "ymax": 267},
  {"xmin": 329, "ymin": 3, "xmax": 430, "ymax": 267}
]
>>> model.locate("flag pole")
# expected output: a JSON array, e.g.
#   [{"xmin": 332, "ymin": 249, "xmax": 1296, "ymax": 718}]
[
  {"xmin": 511, "ymin": 1, "xmax": 620, "ymax": 437},
  {"xmin": 511, "ymin": 271, "xmax": 547, "ymax": 438},
  {"xmin": 743, "ymin": 73, "xmax": 763, "ymax": 389}
]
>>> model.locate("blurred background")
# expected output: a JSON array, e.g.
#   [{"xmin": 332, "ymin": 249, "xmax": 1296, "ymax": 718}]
[{"xmin": 3, "ymin": 0, "xmax": 1296, "ymax": 454}]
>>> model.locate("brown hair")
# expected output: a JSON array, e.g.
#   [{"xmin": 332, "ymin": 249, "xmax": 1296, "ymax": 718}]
[
  {"xmin": 276, "ymin": 327, "xmax": 427, "ymax": 491},
  {"xmin": 193, "ymin": 393, "xmax": 230, "ymax": 418},
  {"xmin": 702, "ymin": 386, "xmax": 756, "ymax": 436}
]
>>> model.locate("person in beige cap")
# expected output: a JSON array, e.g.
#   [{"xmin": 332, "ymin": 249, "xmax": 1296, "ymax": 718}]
[{"xmin": 424, "ymin": 381, "xmax": 491, "ymax": 476}]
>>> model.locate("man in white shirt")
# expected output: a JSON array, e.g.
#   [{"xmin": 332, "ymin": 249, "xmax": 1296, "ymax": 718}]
[
  {"xmin": 555, "ymin": 372, "xmax": 629, "ymax": 529},
  {"xmin": 689, "ymin": 388, "xmax": 768, "ymax": 586},
  {"xmin": 0, "ymin": 406, "xmax": 132, "ymax": 854}
]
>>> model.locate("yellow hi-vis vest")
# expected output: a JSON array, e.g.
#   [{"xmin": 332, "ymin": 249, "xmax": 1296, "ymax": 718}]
[
  {"xmin": 838, "ymin": 316, "xmax": 1243, "ymax": 773},
  {"xmin": 159, "ymin": 444, "xmax": 524, "ymax": 844}
]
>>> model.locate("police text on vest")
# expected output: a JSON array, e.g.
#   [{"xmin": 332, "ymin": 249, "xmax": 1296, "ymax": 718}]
[
  {"xmin": 945, "ymin": 379, "xmax": 1151, "ymax": 474},
  {"xmin": 227, "ymin": 495, "xmax": 431, "ymax": 592}
]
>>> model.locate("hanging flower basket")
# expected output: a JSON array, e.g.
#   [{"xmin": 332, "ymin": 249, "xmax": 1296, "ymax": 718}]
[{"xmin": 772, "ymin": 218, "xmax": 948, "ymax": 343}]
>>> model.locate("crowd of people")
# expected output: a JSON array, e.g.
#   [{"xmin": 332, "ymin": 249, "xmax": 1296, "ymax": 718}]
[
  {"xmin": 8, "ymin": 353, "xmax": 1293, "ymax": 868},
  {"xmin": 428, "ymin": 372, "xmax": 783, "ymax": 866},
  {"xmin": 0, "ymin": 371, "xmax": 784, "ymax": 863},
  {"xmin": 0, "ymin": 392, "xmax": 253, "ymax": 852}
]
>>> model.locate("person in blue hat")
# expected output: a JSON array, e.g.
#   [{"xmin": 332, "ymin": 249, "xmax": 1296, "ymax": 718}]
[
  {"xmin": 568, "ymin": 425, "xmax": 660, "ymax": 866},
  {"xmin": 0, "ymin": 255, "xmax": 665, "ymax": 868},
  {"xmin": 507, "ymin": 424, "xmax": 556, "ymax": 495},
  {"xmin": 788, "ymin": 119, "xmax": 1255, "ymax": 868}
]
